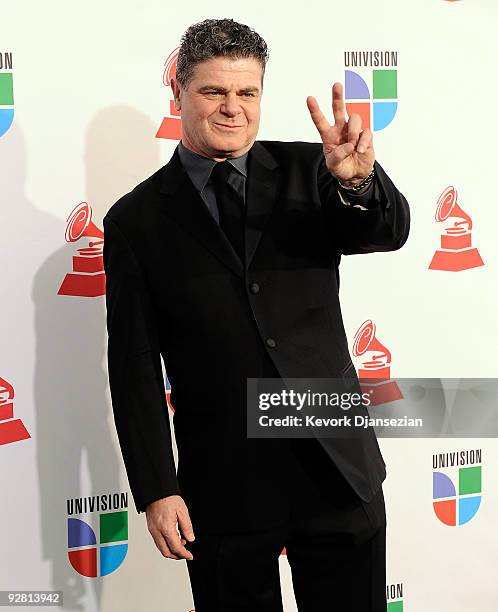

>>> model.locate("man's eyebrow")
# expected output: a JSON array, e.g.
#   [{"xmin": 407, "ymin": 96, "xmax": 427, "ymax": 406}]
[
  {"xmin": 198, "ymin": 85, "xmax": 260, "ymax": 93},
  {"xmin": 198, "ymin": 86, "xmax": 225, "ymax": 92}
]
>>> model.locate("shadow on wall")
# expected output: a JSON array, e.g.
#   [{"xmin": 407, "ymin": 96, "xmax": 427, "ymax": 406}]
[{"xmin": 31, "ymin": 106, "xmax": 174, "ymax": 610}]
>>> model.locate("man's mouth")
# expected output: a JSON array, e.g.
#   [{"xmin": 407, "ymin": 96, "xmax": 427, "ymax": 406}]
[{"xmin": 214, "ymin": 123, "xmax": 243, "ymax": 129}]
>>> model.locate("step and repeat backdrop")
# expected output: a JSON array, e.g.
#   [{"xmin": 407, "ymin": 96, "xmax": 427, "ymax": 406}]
[{"xmin": 1, "ymin": 1, "xmax": 498, "ymax": 610}]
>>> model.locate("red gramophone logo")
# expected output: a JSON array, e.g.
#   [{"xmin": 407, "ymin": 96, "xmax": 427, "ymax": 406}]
[
  {"xmin": 429, "ymin": 186, "xmax": 484, "ymax": 272},
  {"xmin": 0, "ymin": 376, "xmax": 30, "ymax": 446},
  {"xmin": 58, "ymin": 202, "xmax": 106, "ymax": 297},
  {"xmin": 352, "ymin": 320, "xmax": 403, "ymax": 406},
  {"xmin": 156, "ymin": 48, "xmax": 181, "ymax": 140}
]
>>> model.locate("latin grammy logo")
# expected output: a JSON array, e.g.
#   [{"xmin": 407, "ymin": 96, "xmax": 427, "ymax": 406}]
[
  {"xmin": 428, "ymin": 186, "xmax": 484, "ymax": 272},
  {"xmin": 58, "ymin": 202, "xmax": 106, "ymax": 297},
  {"xmin": 0, "ymin": 376, "xmax": 30, "ymax": 446},
  {"xmin": 156, "ymin": 47, "xmax": 182, "ymax": 140},
  {"xmin": 352, "ymin": 319, "xmax": 403, "ymax": 406}
]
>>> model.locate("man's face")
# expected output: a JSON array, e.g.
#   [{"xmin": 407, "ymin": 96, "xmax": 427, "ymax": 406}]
[{"xmin": 171, "ymin": 56, "xmax": 263, "ymax": 160}]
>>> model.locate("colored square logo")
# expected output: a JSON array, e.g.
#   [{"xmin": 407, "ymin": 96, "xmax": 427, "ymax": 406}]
[
  {"xmin": 373, "ymin": 70, "xmax": 397, "ymax": 99},
  {"xmin": 0, "ymin": 73, "xmax": 13, "ymax": 105},
  {"xmin": 459, "ymin": 466, "xmax": 481, "ymax": 495},
  {"xmin": 100, "ymin": 511, "xmax": 128, "ymax": 543}
]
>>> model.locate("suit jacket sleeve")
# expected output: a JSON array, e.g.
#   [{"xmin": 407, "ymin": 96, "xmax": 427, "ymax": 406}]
[
  {"xmin": 317, "ymin": 156, "xmax": 410, "ymax": 254},
  {"xmin": 338, "ymin": 175, "xmax": 375, "ymax": 208},
  {"xmin": 103, "ymin": 214, "xmax": 181, "ymax": 513}
]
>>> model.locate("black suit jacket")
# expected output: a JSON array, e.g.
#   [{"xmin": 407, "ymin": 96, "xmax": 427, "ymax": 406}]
[{"xmin": 103, "ymin": 140, "xmax": 410, "ymax": 534}]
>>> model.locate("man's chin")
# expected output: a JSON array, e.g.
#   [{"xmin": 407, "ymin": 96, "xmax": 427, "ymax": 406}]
[{"xmin": 207, "ymin": 136, "xmax": 254, "ymax": 158}]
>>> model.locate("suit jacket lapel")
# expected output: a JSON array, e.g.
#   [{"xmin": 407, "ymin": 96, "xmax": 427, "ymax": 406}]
[
  {"xmin": 245, "ymin": 141, "xmax": 280, "ymax": 271},
  {"xmin": 158, "ymin": 142, "xmax": 279, "ymax": 276},
  {"xmin": 159, "ymin": 147, "xmax": 244, "ymax": 277}
]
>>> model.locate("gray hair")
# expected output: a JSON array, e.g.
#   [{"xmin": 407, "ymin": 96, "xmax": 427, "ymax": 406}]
[{"xmin": 176, "ymin": 18, "xmax": 269, "ymax": 90}]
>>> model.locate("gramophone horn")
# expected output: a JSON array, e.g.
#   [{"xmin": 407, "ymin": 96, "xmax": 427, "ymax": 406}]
[{"xmin": 64, "ymin": 201, "xmax": 104, "ymax": 243}]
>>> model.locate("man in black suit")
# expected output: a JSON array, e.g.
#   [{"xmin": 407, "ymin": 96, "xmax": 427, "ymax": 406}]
[{"xmin": 103, "ymin": 17, "xmax": 409, "ymax": 611}]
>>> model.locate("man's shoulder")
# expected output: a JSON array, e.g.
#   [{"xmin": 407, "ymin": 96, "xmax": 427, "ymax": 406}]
[
  {"xmin": 105, "ymin": 140, "xmax": 325, "ymax": 224},
  {"xmin": 104, "ymin": 163, "xmax": 166, "ymax": 226}
]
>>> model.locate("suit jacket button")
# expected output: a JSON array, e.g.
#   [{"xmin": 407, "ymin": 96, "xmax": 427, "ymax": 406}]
[
  {"xmin": 249, "ymin": 282, "xmax": 260, "ymax": 294},
  {"xmin": 266, "ymin": 337, "xmax": 276, "ymax": 348}
]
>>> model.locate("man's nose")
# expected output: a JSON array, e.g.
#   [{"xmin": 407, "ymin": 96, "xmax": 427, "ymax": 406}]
[{"xmin": 220, "ymin": 93, "xmax": 242, "ymax": 116}]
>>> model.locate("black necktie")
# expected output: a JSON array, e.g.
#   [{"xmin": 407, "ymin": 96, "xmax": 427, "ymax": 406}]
[{"xmin": 210, "ymin": 160, "xmax": 245, "ymax": 262}]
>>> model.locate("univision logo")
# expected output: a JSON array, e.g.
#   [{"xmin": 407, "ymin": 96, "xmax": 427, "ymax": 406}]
[
  {"xmin": 67, "ymin": 493, "xmax": 128, "ymax": 577},
  {"xmin": 344, "ymin": 51, "xmax": 398, "ymax": 131},
  {"xmin": 433, "ymin": 449, "xmax": 482, "ymax": 526},
  {"xmin": 0, "ymin": 52, "xmax": 14, "ymax": 138}
]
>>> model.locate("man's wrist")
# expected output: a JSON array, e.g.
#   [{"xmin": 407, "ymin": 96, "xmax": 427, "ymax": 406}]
[
  {"xmin": 345, "ymin": 181, "xmax": 372, "ymax": 195},
  {"xmin": 337, "ymin": 167, "xmax": 375, "ymax": 192}
]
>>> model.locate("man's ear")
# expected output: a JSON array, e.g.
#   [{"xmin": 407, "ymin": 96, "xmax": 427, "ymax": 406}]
[{"xmin": 171, "ymin": 78, "xmax": 181, "ymax": 111}]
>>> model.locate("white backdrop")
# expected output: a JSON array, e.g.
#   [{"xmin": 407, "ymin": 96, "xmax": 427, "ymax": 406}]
[{"xmin": 1, "ymin": 1, "xmax": 498, "ymax": 610}]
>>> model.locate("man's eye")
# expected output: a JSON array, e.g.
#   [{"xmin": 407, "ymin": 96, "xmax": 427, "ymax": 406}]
[{"xmin": 242, "ymin": 92, "xmax": 255, "ymax": 97}]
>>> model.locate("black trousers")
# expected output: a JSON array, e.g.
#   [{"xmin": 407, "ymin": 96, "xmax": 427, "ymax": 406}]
[{"xmin": 185, "ymin": 439, "xmax": 387, "ymax": 611}]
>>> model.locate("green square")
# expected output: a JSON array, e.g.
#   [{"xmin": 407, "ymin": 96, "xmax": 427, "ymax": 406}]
[
  {"xmin": 373, "ymin": 70, "xmax": 397, "ymax": 99},
  {"xmin": 100, "ymin": 511, "xmax": 128, "ymax": 543},
  {"xmin": 0, "ymin": 73, "xmax": 14, "ymax": 105},
  {"xmin": 459, "ymin": 466, "xmax": 481, "ymax": 495},
  {"xmin": 387, "ymin": 601, "xmax": 403, "ymax": 612}
]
